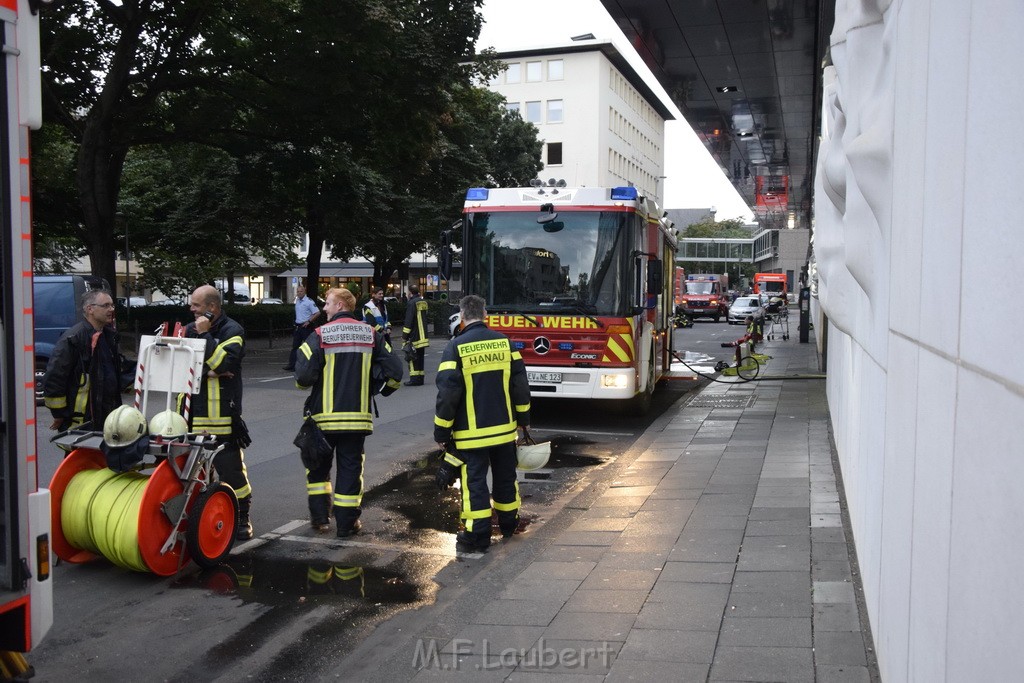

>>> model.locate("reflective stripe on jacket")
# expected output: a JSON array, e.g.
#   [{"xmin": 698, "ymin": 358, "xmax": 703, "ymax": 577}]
[
  {"xmin": 433, "ymin": 320, "xmax": 531, "ymax": 451},
  {"xmin": 42, "ymin": 320, "xmax": 121, "ymax": 429},
  {"xmin": 185, "ymin": 314, "xmax": 245, "ymax": 435},
  {"xmin": 295, "ymin": 312, "xmax": 404, "ymax": 434}
]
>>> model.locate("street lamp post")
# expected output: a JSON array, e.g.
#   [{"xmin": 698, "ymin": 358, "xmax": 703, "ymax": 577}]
[{"xmin": 115, "ymin": 212, "xmax": 129, "ymax": 323}]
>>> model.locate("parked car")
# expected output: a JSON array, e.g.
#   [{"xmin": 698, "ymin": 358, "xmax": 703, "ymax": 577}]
[
  {"xmin": 449, "ymin": 311, "xmax": 461, "ymax": 337},
  {"xmin": 116, "ymin": 296, "xmax": 148, "ymax": 307},
  {"xmin": 258, "ymin": 297, "xmax": 285, "ymax": 305},
  {"xmin": 727, "ymin": 295, "xmax": 765, "ymax": 325}
]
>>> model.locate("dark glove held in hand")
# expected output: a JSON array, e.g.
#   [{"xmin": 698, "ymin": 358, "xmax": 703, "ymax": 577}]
[{"xmin": 436, "ymin": 461, "xmax": 458, "ymax": 491}]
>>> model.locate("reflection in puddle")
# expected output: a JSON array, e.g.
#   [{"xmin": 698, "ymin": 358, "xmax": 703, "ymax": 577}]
[{"xmin": 176, "ymin": 554, "xmax": 432, "ymax": 607}]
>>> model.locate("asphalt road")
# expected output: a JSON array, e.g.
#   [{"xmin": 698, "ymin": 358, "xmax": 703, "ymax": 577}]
[{"xmin": 29, "ymin": 320, "xmax": 741, "ymax": 681}]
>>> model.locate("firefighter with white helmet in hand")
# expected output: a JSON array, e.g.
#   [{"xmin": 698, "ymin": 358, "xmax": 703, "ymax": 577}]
[{"xmin": 433, "ymin": 294, "xmax": 531, "ymax": 552}]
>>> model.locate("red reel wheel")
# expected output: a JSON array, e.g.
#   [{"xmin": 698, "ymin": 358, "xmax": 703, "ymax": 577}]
[
  {"xmin": 186, "ymin": 483, "xmax": 238, "ymax": 568},
  {"xmin": 137, "ymin": 454, "xmax": 192, "ymax": 576},
  {"xmin": 48, "ymin": 448, "xmax": 106, "ymax": 563}
]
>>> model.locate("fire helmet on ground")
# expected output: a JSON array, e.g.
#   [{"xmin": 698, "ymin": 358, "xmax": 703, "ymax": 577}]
[
  {"xmin": 102, "ymin": 405, "xmax": 147, "ymax": 447},
  {"xmin": 149, "ymin": 409, "xmax": 189, "ymax": 439}
]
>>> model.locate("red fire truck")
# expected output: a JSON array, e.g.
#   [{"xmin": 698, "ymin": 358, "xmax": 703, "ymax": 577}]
[
  {"xmin": 753, "ymin": 272, "xmax": 788, "ymax": 300},
  {"xmin": 0, "ymin": 0, "xmax": 53, "ymax": 668},
  {"xmin": 679, "ymin": 273, "xmax": 729, "ymax": 322},
  {"xmin": 458, "ymin": 183, "xmax": 677, "ymax": 414}
]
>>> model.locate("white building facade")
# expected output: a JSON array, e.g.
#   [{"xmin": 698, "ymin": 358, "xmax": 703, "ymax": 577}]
[
  {"xmin": 813, "ymin": 1, "xmax": 1024, "ymax": 680},
  {"xmin": 486, "ymin": 42, "xmax": 673, "ymax": 204}
]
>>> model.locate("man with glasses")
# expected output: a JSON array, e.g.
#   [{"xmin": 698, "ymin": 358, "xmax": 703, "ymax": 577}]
[{"xmin": 43, "ymin": 289, "xmax": 123, "ymax": 432}]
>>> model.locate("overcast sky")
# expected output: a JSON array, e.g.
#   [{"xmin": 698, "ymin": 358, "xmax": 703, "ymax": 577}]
[{"xmin": 478, "ymin": 0, "xmax": 754, "ymax": 222}]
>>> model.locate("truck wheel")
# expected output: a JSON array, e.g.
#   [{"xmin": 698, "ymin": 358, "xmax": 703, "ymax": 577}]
[{"xmin": 626, "ymin": 347, "xmax": 656, "ymax": 416}]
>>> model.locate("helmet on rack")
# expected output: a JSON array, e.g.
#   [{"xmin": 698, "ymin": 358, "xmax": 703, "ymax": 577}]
[
  {"xmin": 101, "ymin": 405, "xmax": 150, "ymax": 473},
  {"xmin": 149, "ymin": 409, "xmax": 188, "ymax": 440},
  {"xmin": 103, "ymin": 405, "xmax": 147, "ymax": 446}
]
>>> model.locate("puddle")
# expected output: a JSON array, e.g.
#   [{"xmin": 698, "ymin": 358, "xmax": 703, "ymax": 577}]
[
  {"xmin": 167, "ymin": 552, "xmax": 446, "ymax": 682},
  {"xmin": 175, "ymin": 553, "xmax": 436, "ymax": 608}
]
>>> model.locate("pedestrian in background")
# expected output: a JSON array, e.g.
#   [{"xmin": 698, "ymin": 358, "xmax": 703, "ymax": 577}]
[
  {"xmin": 362, "ymin": 287, "xmax": 391, "ymax": 345},
  {"xmin": 185, "ymin": 284, "xmax": 255, "ymax": 540},
  {"xmin": 284, "ymin": 284, "xmax": 321, "ymax": 371},
  {"xmin": 402, "ymin": 284, "xmax": 429, "ymax": 385},
  {"xmin": 295, "ymin": 287, "xmax": 403, "ymax": 536},
  {"xmin": 433, "ymin": 294, "xmax": 531, "ymax": 551},
  {"xmin": 43, "ymin": 289, "xmax": 122, "ymax": 432}
]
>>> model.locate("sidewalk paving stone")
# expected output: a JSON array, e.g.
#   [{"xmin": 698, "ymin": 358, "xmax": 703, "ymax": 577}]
[
  {"xmin": 617, "ymin": 628, "xmax": 718, "ymax": 662},
  {"xmin": 562, "ymin": 590, "xmax": 651, "ymax": 614},
  {"xmin": 718, "ymin": 616, "xmax": 812, "ymax": 647},
  {"xmin": 710, "ymin": 645, "xmax": 814, "ymax": 683},
  {"xmin": 814, "ymin": 631, "xmax": 869, "ymax": 666}
]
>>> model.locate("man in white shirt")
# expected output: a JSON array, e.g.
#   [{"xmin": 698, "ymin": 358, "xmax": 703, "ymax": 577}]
[{"xmin": 284, "ymin": 284, "xmax": 321, "ymax": 371}]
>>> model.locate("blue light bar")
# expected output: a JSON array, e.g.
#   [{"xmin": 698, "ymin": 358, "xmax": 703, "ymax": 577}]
[
  {"xmin": 558, "ymin": 342, "xmax": 574, "ymax": 351},
  {"xmin": 466, "ymin": 187, "xmax": 489, "ymax": 201},
  {"xmin": 610, "ymin": 186, "xmax": 638, "ymax": 200}
]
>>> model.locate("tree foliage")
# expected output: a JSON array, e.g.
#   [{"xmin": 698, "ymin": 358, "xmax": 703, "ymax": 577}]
[{"xmin": 32, "ymin": 0, "xmax": 541, "ymax": 294}]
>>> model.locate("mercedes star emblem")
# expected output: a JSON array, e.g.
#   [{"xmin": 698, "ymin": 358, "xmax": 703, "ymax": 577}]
[{"xmin": 533, "ymin": 336, "xmax": 551, "ymax": 355}]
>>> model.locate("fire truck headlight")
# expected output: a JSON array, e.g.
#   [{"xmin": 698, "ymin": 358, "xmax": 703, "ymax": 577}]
[{"xmin": 601, "ymin": 374, "xmax": 629, "ymax": 389}]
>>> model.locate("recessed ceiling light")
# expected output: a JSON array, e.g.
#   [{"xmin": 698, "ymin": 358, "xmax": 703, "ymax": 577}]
[
  {"xmin": 716, "ymin": 85, "xmax": 737, "ymax": 93},
  {"xmin": 571, "ymin": 33, "xmax": 596, "ymax": 41},
  {"xmin": 738, "ymin": 131, "xmax": 753, "ymax": 137}
]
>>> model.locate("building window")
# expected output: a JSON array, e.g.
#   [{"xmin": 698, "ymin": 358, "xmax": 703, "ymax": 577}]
[
  {"xmin": 547, "ymin": 142, "xmax": 563, "ymax": 165},
  {"xmin": 505, "ymin": 62, "xmax": 521, "ymax": 83},
  {"xmin": 548, "ymin": 59, "xmax": 563, "ymax": 80},
  {"xmin": 505, "ymin": 101, "xmax": 520, "ymax": 115},
  {"xmin": 546, "ymin": 99, "xmax": 563, "ymax": 123},
  {"xmin": 525, "ymin": 101, "xmax": 541, "ymax": 123},
  {"xmin": 526, "ymin": 61, "xmax": 542, "ymax": 82}
]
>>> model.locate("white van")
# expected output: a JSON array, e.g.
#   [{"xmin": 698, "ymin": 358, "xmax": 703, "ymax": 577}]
[{"xmin": 214, "ymin": 279, "xmax": 252, "ymax": 305}]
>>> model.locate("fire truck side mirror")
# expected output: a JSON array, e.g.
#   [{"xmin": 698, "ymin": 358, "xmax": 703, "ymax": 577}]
[
  {"xmin": 646, "ymin": 260, "xmax": 663, "ymax": 307},
  {"xmin": 439, "ymin": 245, "xmax": 452, "ymax": 281}
]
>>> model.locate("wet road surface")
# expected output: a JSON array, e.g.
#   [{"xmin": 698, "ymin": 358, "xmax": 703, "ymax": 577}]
[{"xmin": 28, "ymin": 323, "xmax": 736, "ymax": 680}]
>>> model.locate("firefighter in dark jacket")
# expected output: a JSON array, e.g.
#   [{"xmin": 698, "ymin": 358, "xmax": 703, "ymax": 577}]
[
  {"xmin": 295, "ymin": 287, "xmax": 403, "ymax": 537},
  {"xmin": 402, "ymin": 284, "xmax": 429, "ymax": 385},
  {"xmin": 43, "ymin": 289, "xmax": 122, "ymax": 432},
  {"xmin": 433, "ymin": 295, "xmax": 531, "ymax": 551},
  {"xmin": 185, "ymin": 284, "xmax": 254, "ymax": 540}
]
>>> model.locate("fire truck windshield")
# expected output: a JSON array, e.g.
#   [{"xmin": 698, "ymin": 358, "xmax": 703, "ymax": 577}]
[
  {"xmin": 686, "ymin": 282, "xmax": 717, "ymax": 295},
  {"xmin": 466, "ymin": 211, "xmax": 632, "ymax": 315}
]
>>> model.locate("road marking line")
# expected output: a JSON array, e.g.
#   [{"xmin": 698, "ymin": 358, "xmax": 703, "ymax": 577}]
[
  {"xmin": 277, "ymin": 533, "xmax": 485, "ymax": 560},
  {"xmin": 528, "ymin": 428, "xmax": 633, "ymax": 437},
  {"xmin": 230, "ymin": 519, "xmax": 306, "ymax": 554},
  {"xmin": 231, "ymin": 519, "xmax": 484, "ymax": 559}
]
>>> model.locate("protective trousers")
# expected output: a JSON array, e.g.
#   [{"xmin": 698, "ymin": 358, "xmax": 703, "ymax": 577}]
[
  {"xmin": 459, "ymin": 441, "xmax": 520, "ymax": 544},
  {"xmin": 408, "ymin": 347, "xmax": 426, "ymax": 380},
  {"xmin": 215, "ymin": 440, "xmax": 252, "ymax": 511},
  {"xmin": 306, "ymin": 433, "xmax": 365, "ymax": 531}
]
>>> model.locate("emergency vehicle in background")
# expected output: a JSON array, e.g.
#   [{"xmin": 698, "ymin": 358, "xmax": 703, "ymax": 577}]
[
  {"xmin": 678, "ymin": 273, "xmax": 729, "ymax": 322},
  {"xmin": 456, "ymin": 181, "xmax": 676, "ymax": 414},
  {"xmin": 753, "ymin": 272, "xmax": 788, "ymax": 300},
  {"xmin": 0, "ymin": 0, "xmax": 53, "ymax": 664}
]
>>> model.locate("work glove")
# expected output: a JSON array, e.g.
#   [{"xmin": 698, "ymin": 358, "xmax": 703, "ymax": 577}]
[{"xmin": 435, "ymin": 446, "xmax": 464, "ymax": 491}]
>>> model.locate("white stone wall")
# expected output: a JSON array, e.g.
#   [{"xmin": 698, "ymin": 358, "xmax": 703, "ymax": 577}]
[{"xmin": 813, "ymin": 1, "xmax": 1024, "ymax": 680}]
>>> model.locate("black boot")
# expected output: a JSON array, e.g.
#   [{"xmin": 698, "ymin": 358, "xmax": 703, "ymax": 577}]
[
  {"xmin": 309, "ymin": 494, "xmax": 331, "ymax": 532},
  {"xmin": 236, "ymin": 496, "xmax": 254, "ymax": 541},
  {"xmin": 404, "ymin": 377, "xmax": 424, "ymax": 386}
]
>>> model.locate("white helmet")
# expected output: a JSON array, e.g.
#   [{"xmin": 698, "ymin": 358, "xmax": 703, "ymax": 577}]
[
  {"xmin": 103, "ymin": 405, "xmax": 148, "ymax": 447},
  {"xmin": 149, "ymin": 409, "xmax": 188, "ymax": 440},
  {"xmin": 516, "ymin": 441, "xmax": 551, "ymax": 471}
]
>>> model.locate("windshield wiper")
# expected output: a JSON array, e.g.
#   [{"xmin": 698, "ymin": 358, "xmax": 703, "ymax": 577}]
[{"xmin": 570, "ymin": 305, "xmax": 604, "ymax": 328}]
